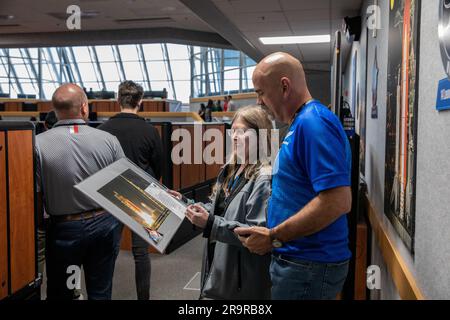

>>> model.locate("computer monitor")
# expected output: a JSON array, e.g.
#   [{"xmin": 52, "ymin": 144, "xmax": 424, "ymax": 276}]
[
  {"xmin": 100, "ymin": 91, "xmax": 115, "ymax": 99},
  {"xmin": 143, "ymin": 88, "xmax": 167, "ymax": 99}
]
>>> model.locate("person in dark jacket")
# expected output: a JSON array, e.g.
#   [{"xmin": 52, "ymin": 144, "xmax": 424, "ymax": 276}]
[
  {"xmin": 198, "ymin": 103, "xmax": 206, "ymax": 120},
  {"xmin": 169, "ymin": 106, "xmax": 273, "ymax": 299},
  {"xmin": 98, "ymin": 80, "xmax": 163, "ymax": 300}
]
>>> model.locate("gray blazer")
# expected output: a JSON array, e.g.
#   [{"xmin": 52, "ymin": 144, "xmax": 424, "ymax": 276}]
[{"xmin": 199, "ymin": 165, "xmax": 272, "ymax": 300}]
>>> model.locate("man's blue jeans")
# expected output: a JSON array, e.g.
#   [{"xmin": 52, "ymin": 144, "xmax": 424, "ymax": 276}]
[
  {"xmin": 45, "ymin": 212, "xmax": 121, "ymax": 300},
  {"xmin": 270, "ymin": 254, "xmax": 349, "ymax": 300}
]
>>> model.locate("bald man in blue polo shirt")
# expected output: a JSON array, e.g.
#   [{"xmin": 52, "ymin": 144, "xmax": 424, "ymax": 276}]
[{"xmin": 235, "ymin": 52, "xmax": 352, "ymax": 300}]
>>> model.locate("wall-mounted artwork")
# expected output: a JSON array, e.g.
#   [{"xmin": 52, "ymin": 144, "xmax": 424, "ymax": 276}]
[
  {"xmin": 384, "ymin": 0, "xmax": 420, "ymax": 253},
  {"xmin": 359, "ymin": 29, "xmax": 369, "ymax": 176},
  {"xmin": 371, "ymin": 46, "xmax": 379, "ymax": 119},
  {"xmin": 438, "ymin": 0, "xmax": 450, "ymax": 78},
  {"xmin": 351, "ymin": 51, "xmax": 358, "ymax": 120}
]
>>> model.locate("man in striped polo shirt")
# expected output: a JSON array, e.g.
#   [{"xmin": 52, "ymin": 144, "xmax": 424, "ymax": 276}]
[{"xmin": 35, "ymin": 84, "xmax": 125, "ymax": 300}]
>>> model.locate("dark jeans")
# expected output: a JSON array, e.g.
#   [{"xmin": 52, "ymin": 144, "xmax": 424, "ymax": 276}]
[
  {"xmin": 270, "ymin": 254, "xmax": 349, "ymax": 300},
  {"xmin": 116, "ymin": 224, "xmax": 151, "ymax": 300},
  {"xmin": 45, "ymin": 212, "xmax": 121, "ymax": 300}
]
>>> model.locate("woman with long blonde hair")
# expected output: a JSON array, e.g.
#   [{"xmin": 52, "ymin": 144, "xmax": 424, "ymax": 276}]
[{"xmin": 169, "ymin": 106, "xmax": 274, "ymax": 299}]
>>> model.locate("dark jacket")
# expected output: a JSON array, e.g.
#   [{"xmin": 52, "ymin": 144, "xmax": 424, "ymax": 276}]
[
  {"xmin": 199, "ymin": 165, "xmax": 272, "ymax": 300},
  {"xmin": 98, "ymin": 113, "xmax": 162, "ymax": 179}
]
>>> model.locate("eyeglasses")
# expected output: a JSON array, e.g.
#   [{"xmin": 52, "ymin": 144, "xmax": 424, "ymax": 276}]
[{"xmin": 226, "ymin": 128, "xmax": 256, "ymax": 137}]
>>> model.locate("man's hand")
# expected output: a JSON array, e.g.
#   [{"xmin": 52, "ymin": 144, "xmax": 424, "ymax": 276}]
[{"xmin": 234, "ymin": 226, "xmax": 272, "ymax": 255}]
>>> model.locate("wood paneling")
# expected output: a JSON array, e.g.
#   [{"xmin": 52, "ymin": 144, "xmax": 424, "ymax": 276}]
[
  {"xmin": 0, "ymin": 132, "xmax": 8, "ymax": 299},
  {"xmin": 142, "ymin": 101, "xmax": 168, "ymax": 112},
  {"xmin": 7, "ymin": 131, "xmax": 35, "ymax": 294},
  {"xmin": 5, "ymin": 102, "xmax": 21, "ymax": 112},
  {"xmin": 204, "ymin": 124, "xmax": 225, "ymax": 180},
  {"xmin": 367, "ymin": 197, "xmax": 425, "ymax": 300},
  {"xmin": 120, "ymin": 226, "xmax": 132, "ymax": 250},
  {"xmin": 91, "ymin": 101, "xmax": 115, "ymax": 112},
  {"xmin": 180, "ymin": 125, "xmax": 205, "ymax": 189},
  {"xmin": 37, "ymin": 101, "xmax": 53, "ymax": 112},
  {"xmin": 354, "ymin": 219, "xmax": 368, "ymax": 300}
]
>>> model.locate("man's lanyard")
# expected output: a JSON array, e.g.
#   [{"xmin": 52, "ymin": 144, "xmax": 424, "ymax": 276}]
[
  {"xmin": 288, "ymin": 98, "xmax": 315, "ymax": 127},
  {"xmin": 226, "ymin": 168, "xmax": 243, "ymax": 196},
  {"xmin": 54, "ymin": 122, "xmax": 88, "ymax": 128},
  {"xmin": 227, "ymin": 174, "xmax": 241, "ymax": 193}
]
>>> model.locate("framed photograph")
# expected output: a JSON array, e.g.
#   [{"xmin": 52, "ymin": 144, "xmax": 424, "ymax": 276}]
[
  {"xmin": 384, "ymin": 0, "xmax": 420, "ymax": 253},
  {"xmin": 75, "ymin": 158, "xmax": 187, "ymax": 253}
]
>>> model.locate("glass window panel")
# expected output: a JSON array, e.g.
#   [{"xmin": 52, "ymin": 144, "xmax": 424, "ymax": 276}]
[
  {"xmin": 95, "ymin": 46, "xmax": 115, "ymax": 62},
  {"xmin": 99, "ymin": 62, "xmax": 121, "ymax": 82},
  {"xmin": 150, "ymin": 81, "xmax": 171, "ymax": 91},
  {"xmin": 119, "ymin": 45, "xmax": 139, "ymax": 61},
  {"xmin": 173, "ymin": 80, "xmax": 190, "ymax": 103},
  {"xmin": 24, "ymin": 62, "xmax": 38, "ymax": 79},
  {"xmin": 167, "ymin": 44, "xmax": 189, "ymax": 60},
  {"xmin": 9, "ymin": 49, "xmax": 21, "ymax": 62},
  {"xmin": 170, "ymin": 60, "xmax": 190, "ymax": 81},
  {"xmin": 41, "ymin": 62, "xmax": 59, "ymax": 83},
  {"xmin": 245, "ymin": 56, "xmax": 256, "ymax": 66},
  {"xmin": 142, "ymin": 44, "xmax": 164, "ymax": 60},
  {"xmin": 0, "ymin": 61, "xmax": 7, "ymax": 77},
  {"xmin": 14, "ymin": 64, "xmax": 31, "ymax": 80},
  {"xmin": 244, "ymin": 66, "xmax": 255, "ymax": 90},
  {"xmin": 122, "ymin": 61, "xmax": 144, "ymax": 81},
  {"xmin": 224, "ymin": 69, "xmax": 240, "ymax": 92},
  {"xmin": 77, "ymin": 62, "xmax": 99, "ymax": 82},
  {"xmin": 83, "ymin": 81, "xmax": 101, "ymax": 92},
  {"xmin": 224, "ymin": 49, "xmax": 239, "ymax": 59},
  {"xmin": 22, "ymin": 48, "xmax": 39, "ymax": 60},
  {"xmin": 104, "ymin": 81, "xmax": 120, "ymax": 92},
  {"xmin": 20, "ymin": 82, "xmax": 36, "ymax": 95},
  {"xmin": 42, "ymin": 83, "xmax": 59, "ymax": 99},
  {"xmin": 72, "ymin": 46, "xmax": 92, "ymax": 62},
  {"xmin": 147, "ymin": 61, "xmax": 168, "ymax": 81},
  {"xmin": 49, "ymin": 48, "xmax": 61, "ymax": 63},
  {"xmin": 9, "ymin": 82, "xmax": 21, "ymax": 97}
]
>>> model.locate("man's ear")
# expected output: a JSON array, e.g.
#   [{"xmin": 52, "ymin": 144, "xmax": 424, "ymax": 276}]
[
  {"xmin": 281, "ymin": 78, "xmax": 290, "ymax": 95},
  {"xmin": 81, "ymin": 102, "xmax": 89, "ymax": 117}
]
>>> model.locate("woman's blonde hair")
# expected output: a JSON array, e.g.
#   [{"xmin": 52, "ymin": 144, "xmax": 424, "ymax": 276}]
[{"xmin": 211, "ymin": 105, "xmax": 273, "ymax": 198}]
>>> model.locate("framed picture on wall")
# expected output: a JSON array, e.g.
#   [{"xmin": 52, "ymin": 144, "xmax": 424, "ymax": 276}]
[
  {"xmin": 384, "ymin": 0, "xmax": 421, "ymax": 253},
  {"xmin": 371, "ymin": 46, "xmax": 379, "ymax": 119},
  {"xmin": 359, "ymin": 27, "xmax": 369, "ymax": 177}
]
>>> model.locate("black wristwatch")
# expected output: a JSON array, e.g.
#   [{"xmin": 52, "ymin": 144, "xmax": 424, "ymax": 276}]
[{"xmin": 269, "ymin": 228, "xmax": 283, "ymax": 248}]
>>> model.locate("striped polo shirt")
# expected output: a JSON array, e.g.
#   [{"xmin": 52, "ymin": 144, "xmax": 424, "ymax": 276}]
[{"xmin": 35, "ymin": 118, "xmax": 125, "ymax": 216}]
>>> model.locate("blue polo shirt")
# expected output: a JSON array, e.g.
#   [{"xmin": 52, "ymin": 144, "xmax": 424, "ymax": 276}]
[{"xmin": 268, "ymin": 100, "xmax": 352, "ymax": 263}]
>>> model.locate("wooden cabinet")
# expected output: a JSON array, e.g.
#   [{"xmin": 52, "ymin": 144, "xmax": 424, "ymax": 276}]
[
  {"xmin": 0, "ymin": 132, "xmax": 8, "ymax": 299},
  {"xmin": 0, "ymin": 122, "xmax": 39, "ymax": 300}
]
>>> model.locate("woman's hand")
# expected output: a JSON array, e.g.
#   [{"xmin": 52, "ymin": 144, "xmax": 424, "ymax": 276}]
[
  {"xmin": 185, "ymin": 204, "xmax": 209, "ymax": 229},
  {"xmin": 167, "ymin": 190, "xmax": 182, "ymax": 200}
]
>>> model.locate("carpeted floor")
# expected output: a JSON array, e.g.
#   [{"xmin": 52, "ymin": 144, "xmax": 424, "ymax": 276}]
[{"xmin": 40, "ymin": 234, "xmax": 204, "ymax": 300}]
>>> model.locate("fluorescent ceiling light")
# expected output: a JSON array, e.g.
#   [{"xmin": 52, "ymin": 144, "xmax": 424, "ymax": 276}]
[{"xmin": 259, "ymin": 35, "xmax": 330, "ymax": 45}]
